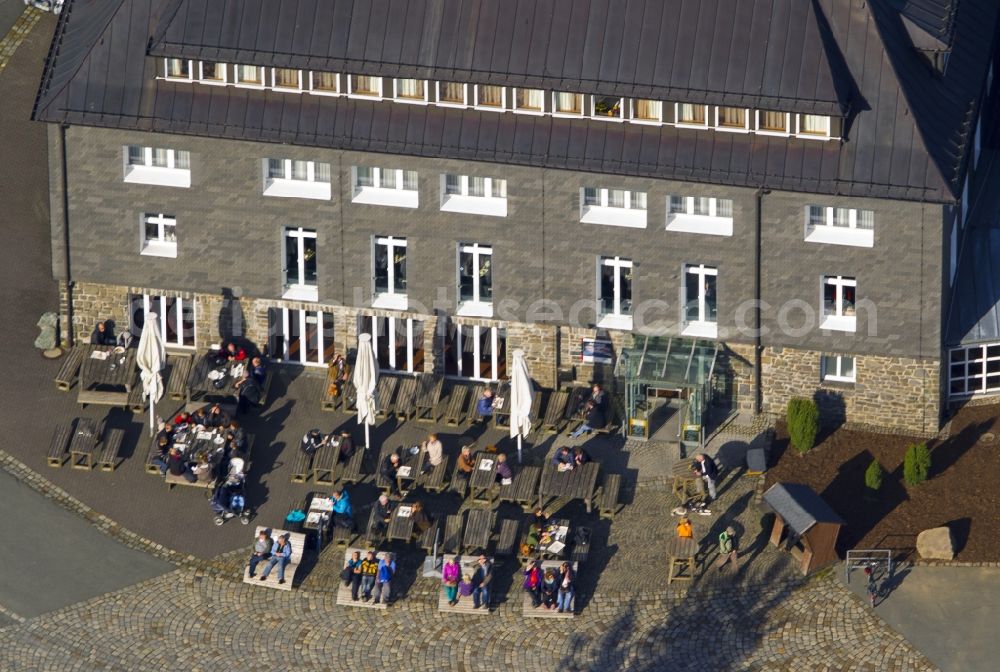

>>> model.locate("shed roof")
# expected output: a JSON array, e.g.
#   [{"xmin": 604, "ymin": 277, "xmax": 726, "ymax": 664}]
[{"xmin": 762, "ymin": 482, "xmax": 845, "ymax": 536}]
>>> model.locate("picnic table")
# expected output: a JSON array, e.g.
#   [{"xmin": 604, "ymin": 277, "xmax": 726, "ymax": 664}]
[
  {"xmin": 77, "ymin": 344, "xmax": 136, "ymax": 408},
  {"xmin": 68, "ymin": 417, "xmax": 99, "ymax": 470},
  {"xmin": 497, "ymin": 465, "xmax": 542, "ymax": 510},
  {"xmin": 302, "ymin": 494, "xmax": 333, "ymax": 532},
  {"xmin": 188, "ymin": 354, "xmax": 244, "ymax": 404},
  {"xmin": 468, "ymin": 453, "xmax": 498, "ymax": 504},
  {"xmin": 535, "ymin": 519, "xmax": 571, "ymax": 560},
  {"xmin": 671, "ymin": 458, "xmax": 701, "ymax": 503},
  {"xmin": 665, "ymin": 535, "xmax": 698, "ymax": 584},
  {"xmin": 538, "ymin": 461, "xmax": 600, "ymax": 513},
  {"xmin": 462, "ymin": 508, "xmax": 495, "ymax": 553},
  {"xmin": 386, "ymin": 503, "xmax": 417, "ymax": 542},
  {"xmin": 396, "ymin": 445, "xmax": 423, "ymax": 494},
  {"xmin": 165, "ymin": 426, "xmax": 228, "ymax": 489},
  {"xmin": 413, "ymin": 374, "xmax": 443, "ymax": 423}
]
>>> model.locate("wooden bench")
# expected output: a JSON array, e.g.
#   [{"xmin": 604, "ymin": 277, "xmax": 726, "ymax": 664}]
[
  {"xmin": 465, "ymin": 383, "xmax": 486, "ymax": 424},
  {"xmin": 330, "ymin": 522, "xmax": 357, "ymax": 548},
  {"xmin": 491, "ymin": 381, "xmax": 512, "ymax": 428},
  {"xmin": 540, "ymin": 389, "xmax": 569, "ymax": 433},
  {"xmin": 394, "ymin": 376, "xmax": 417, "ymax": 420},
  {"xmin": 68, "ymin": 418, "xmax": 99, "ymax": 470},
  {"xmin": 337, "ymin": 447, "xmax": 366, "ymax": 485},
  {"xmin": 374, "ymin": 375, "xmax": 398, "ymax": 418},
  {"xmin": 321, "ymin": 361, "xmax": 351, "ymax": 411},
  {"xmin": 54, "ymin": 345, "xmax": 86, "ymax": 391},
  {"xmin": 443, "ymin": 385, "xmax": 470, "ymax": 426},
  {"xmin": 523, "ymin": 560, "xmax": 577, "ymax": 618},
  {"xmin": 47, "ymin": 422, "xmax": 73, "ymax": 467},
  {"xmin": 243, "ymin": 527, "xmax": 306, "ymax": 590},
  {"xmin": 77, "ymin": 389, "xmax": 128, "ymax": 408},
  {"xmin": 145, "ymin": 435, "xmax": 164, "ymax": 475},
  {"xmin": 311, "ymin": 443, "xmax": 337, "ymax": 486},
  {"xmin": 596, "ymin": 473, "xmax": 622, "ymax": 519},
  {"xmin": 438, "ymin": 554, "xmax": 497, "ymax": 616},
  {"xmin": 335, "ymin": 548, "xmax": 389, "ymax": 609},
  {"xmin": 418, "ymin": 518, "xmax": 441, "ymax": 552},
  {"xmin": 441, "ymin": 514, "xmax": 463, "ymax": 555},
  {"xmin": 256, "ymin": 367, "xmax": 275, "ymax": 409},
  {"xmin": 166, "ymin": 353, "xmax": 193, "ymax": 401},
  {"xmin": 570, "ymin": 526, "xmax": 591, "ymax": 566},
  {"xmin": 375, "ymin": 446, "xmax": 399, "ymax": 494},
  {"xmin": 418, "ymin": 454, "xmax": 450, "ymax": 493},
  {"xmin": 462, "ymin": 509, "xmax": 495, "ymax": 554},
  {"xmin": 126, "ymin": 383, "xmax": 146, "ymax": 414},
  {"xmin": 98, "ymin": 428, "xmax": 124, "ymax": 472},
  {"xmin": 495, "ymin": 518, "xmax": 520, "ymax": 558},
  {"xmin": 497, "ymin": 465, "xmax": 542, "ymax": 511},
  {"xmin": 290, "ymin": 449, "xmax": 312, "ymax": 484},
  {"xmin": 414, "ymin": 375, "xmax": 443, "ymax": 423}
]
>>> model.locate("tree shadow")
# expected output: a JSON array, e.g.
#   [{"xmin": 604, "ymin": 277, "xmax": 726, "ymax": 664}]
[
  {"xmin": 929, "ymin": 419, "xmax": 992, "ymax": 476},
  {"xmin": 813, "ymin": 388, "xmax": 846, "ymax": 445}
]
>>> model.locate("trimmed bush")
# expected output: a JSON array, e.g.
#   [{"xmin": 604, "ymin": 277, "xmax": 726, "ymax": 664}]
[
  {"xmin": 787, "ymin": 397, "xmax": 820, "ymax": 454},
  {"xmin": 864, "ymin": 459, "xmax": 883, "ymax": 491},
  {"xmin": 903, "ymin": 442, "xmax": 932, "ymax": 486}
]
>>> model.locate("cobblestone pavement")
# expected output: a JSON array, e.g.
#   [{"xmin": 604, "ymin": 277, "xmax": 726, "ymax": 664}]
[{"xmin": 0, "ymin": 6, "xmax": 41, "ymax": 76}]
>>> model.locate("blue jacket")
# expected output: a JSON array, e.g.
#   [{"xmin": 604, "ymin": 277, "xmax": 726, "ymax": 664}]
[
  {"xmin": 552, "ymin": 450, "xmax": 574, "ymax": 466},
  {"xmin": 377, "ymin": 557, "xmax": 395, "ymax": 582},
  {"xmin": 271, "ymin": 539, "xmax": 292, "ymax": 561},
  {"xmin": 331, "ymin": 492, "xmax": 352, "ymax": 517},
  {"xmin": 476, "ymin": 396, "xmax": 494, "ymax": 416}
]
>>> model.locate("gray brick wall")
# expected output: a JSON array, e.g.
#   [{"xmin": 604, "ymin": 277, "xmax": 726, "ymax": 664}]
[{"xmin": 51, "ymin": 125, "xmax": 944, "ymax": 361}]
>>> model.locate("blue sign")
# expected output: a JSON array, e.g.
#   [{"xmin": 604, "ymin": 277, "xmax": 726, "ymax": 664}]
[{"xmin": 581, "ymin": 338, "xmax": 614, "ymax": 364}]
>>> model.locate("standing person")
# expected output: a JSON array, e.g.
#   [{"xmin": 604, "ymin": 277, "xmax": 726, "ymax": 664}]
[
  {"xmin": 358, "ymin": 551, "xmax": 379, "ymax": 601},
  {"xmin": 472, "ymin": 555, "xmax": 493, "ymax": 610},
  {"xmin": 714, "ymin": 526, "xmax": 739, "ymax": 571},
  {"xmin": 692, "ymin": 453, "xmax": 719, "ymax": 502},
  {"xmin": 247, "ymin": 530, "xmax": 273, "ymax": 578},
  {"xmin": 374, "ymin": 552, "xmax": 395, "ymax": 604},
  {"xmin": 330, "ymin": 488, "xmax": 354, "ymax": 530},
  {"xmin": 91, "ymin": 320, "xmax": 117, "ymax": 345},
  {"xmin": 422, "ymin": 433, "xmax": 443, "ymax": 473},
  {"xmin": 259, "ymin": 534, "xmax": 293, "ymax": 585},
  {"xmin": 442, "ymin": 556, "xmax": 461, "ymax": 606},
  {"xmin": 347, "ymin": 552, "xmax": 366, "ymax": 601},
  {"xmin": 556, "ymin": 562, "xmax": 575, "ymax": 614},
  {"xmin": 523, "ymin": 561, "xmax": 542, "ymax": 608},
  {"xmin": 569, "ymin": 384, "xmax": 608, "ymax": 438}
]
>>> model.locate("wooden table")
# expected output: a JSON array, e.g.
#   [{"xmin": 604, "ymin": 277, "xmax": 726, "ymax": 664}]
[
  {"xmin": 165, "ymin": 427, "xmax": 227, "ymax": 489},
  {"xmin": 302, "ymin": 494, "xmax": 333, "ymax": 531},
  {"xmin": 68, "ymin": 418, "xmax": 99, "ymax": 470},
  {"xmin": 535, "ymin": 519, "xmax": 571, "ymax": 560},
  {"xmin": 671, "ymin": 458, "xmax": 701, "ymax": 503},
  {"xmin": 462, "ymin": 508, "xmax": 495, "ymax": 553},
  {"xmin": 497, "ymin": 465, "xmax": 542, "ymax": 510},
  {"xmin": 396, "ymin": 445, "xmax": 423, "ymax": 494},
  {"xmin": 78, "ymin": 344, "xmax": 136, "ymax": 407},
  {"xmin": 538, "ymin": 461, "xmax": 600, "ymax": 513},
  {"xmin": 187, "ymin": 354, "xmax": 244, "ymax": 403},
  {"xmin": 665, "ymin": 535, "xmax": 698, "ymax": 584},
  {"xmin": 386, "ymin": 504, "xmax": 417, "ymax": 542},
  {"xmin": 468, "ymin": 454, "xmax": 498, "ymax": 504}
]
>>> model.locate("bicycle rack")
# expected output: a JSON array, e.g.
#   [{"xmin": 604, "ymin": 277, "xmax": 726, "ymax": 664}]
[{"xmin": 845, "ymin": 549, "xmax": 893, "ymax": 584}]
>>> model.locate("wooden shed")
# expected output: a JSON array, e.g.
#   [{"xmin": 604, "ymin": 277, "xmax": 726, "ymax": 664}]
[{"xmin": 762, "ymin": 482, "xmax": 845, "ymax": 576}]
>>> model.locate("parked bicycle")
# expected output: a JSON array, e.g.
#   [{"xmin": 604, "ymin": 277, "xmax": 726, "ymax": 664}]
[{"xmin": 863, "ymin": 562, "xmax": 881, "ymax": 607}]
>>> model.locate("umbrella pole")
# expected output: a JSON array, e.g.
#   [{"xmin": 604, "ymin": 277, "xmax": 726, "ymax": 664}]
[
  {"xmin": 517, "ymin": 434, "xmax": 522, "ymax": 464},
  {"xmin": 364, "ymin": 423, "xmax": 370, "ymax": 450},
  {"xmin": 149, "ymin": 397, "xmax": 155, "ymax": 437}
]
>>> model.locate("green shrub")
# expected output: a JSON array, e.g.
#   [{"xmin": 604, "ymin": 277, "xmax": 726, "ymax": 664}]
[
  {"xmin": 787, "ymin": 397, "xmax": 820, "ymax": 454},
  {"xmin": 864, "ymin": 459, "xmax": 883, "ymax": 491},
  {"xmin": 903, "ymin": 442, "xmax": 932, "ymax": 486}
]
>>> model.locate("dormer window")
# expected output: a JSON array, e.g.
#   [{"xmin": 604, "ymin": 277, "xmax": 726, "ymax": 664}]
[
  {"xmin": 553, "ymin": 92, "xmax": 584, "ymax": 116},
  {"xmin": 235, "ymin": 65, "xmax": 265, "ymax": 87},
  {"xmin": 797, "ymin": 114, "xmax": 830, "ymax": 138},
  {"xmin": 757, "ymin": 110, "xmax": 790, "ymax": 134},
  {"xmin": 592, "ymin": 95, "xmax": 623, "ymax": 120},
  {"xmin": 272, "ymin": 68, "xmax": 302, "ymax": 91},
  {"xmin": 437, "ymin": 82, "xmax": 467, "ymax": 106},
  {"xmin": 164, "ymin": 58, "xmax": 192, "ymax": 81},
  {"xmin": 310, "ymin": 72, "xmax": 339, "ymax": 95},
  {"xmin": 716, "ymin": 107, "xmax": 748, "ymax": 131},
  {"xmin": 199, "ymin": 62, "xmax": 227, "ymax": 85},
  {"xmin": 349, "ymin": 75, "xmax": 382, "ymax": 98},
  {"xmin": 632, "ymin": 99, "xmax": 662, "ymax": 123},
  {"xmin": 676, "ymin": 103, "xmax": 708, "ymax": 127},
  {"xmin": 475, "ymin": 85, "xmax": 504, "ymax": 109},
  {"xmin": 394, "ymin": 78, "xmax": 427, "ymax": 102},
  {"xmin": 515, "ymin": 88, "xmax": 544, "ymax": 113}
]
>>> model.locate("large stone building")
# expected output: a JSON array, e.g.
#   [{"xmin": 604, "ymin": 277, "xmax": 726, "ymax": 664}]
[{"xmin": 33, "ymin": 0, "xmax": 999, "ymax": 436}]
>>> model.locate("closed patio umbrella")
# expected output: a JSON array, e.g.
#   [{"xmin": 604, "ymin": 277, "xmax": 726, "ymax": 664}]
[
  {"xmin": 136, "ymin": 312, "xmax": 165, "ymax": 437},
  {"xmin": 353, "ymin": 333, "xmax": 378, "ymax": 449},
  {"xmin": 509, "ymin": 348, "xmax": 533, "ymax": 463}
]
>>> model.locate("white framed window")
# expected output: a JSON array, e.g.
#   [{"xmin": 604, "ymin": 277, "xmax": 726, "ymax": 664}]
[
  {"xmin": 797, "ymin": 114, "xmax": 831, "ymax": 138},
  {"xmin": 592, "ymin": 95, "xmax": 624, "ymax": 121},
  {"xmin": 262, "ymin": 158, "xmax": 331, "ymax": 200},
  {"xmin": 715, "ymin": 107, "xmax": 749, "ymax": 132},
  {"xmin": 198, "ymin": 62, "xmax": 227, "ymax": 85},
  {"xmin": 553, "ymin": 92, "xmax": 584, "ymax": 116},
  {"xmin": 949, "ymin": 344, "xmax": 1000, "ymax": 397},
  {"xmin": 164, "ymin": 58, "xmax": 193, "ymax": 81},
  {"xmin": 272, "ymin": 68, "xmax": 303, "ymax": 92},
  {"xmin": 308, "ymin": 72, "xmax": 340, "ymax": 96},
  {"xmin": 821, "ymin": 354, "xmax": 856, "ymax": 383},
  {"xmin": 123, "ymin": 145, "xmax": 191, "ymax": 188},
  {"xmin": 140, "ymin": 213, "xmax": 177, "ymax": 258},
  {"xmin": 348, "ymin": 75, "xmax": 382, "ymax": 98},
  {"xmin": 270, "ymin": 308, "xmax": 334, "ymax": 367},
  {"xmin": 514, "ymin": 88, "xmax": 545, "ymax": 114},
  {"xmin": 675, "ymin": 103, "xmax": 709, "ymax": 127},
  {"xmin": 129, "ymin": 293, "xmax": 196, "ymax": 349},
  {"xmin": 631, "ymin": 99, "xmax": 663, "ymax": 124},
  {"xmin": 580, "ymin": 187, "xmax": 647, "ymax": 228},
  {"xmin": 682, "ymin": 264, "xmax": 718, "ymax": 338},
  {"xmin": 804, "ymin": 205, "xmax": 874, "ymax": 247},
  {"xmin": 373, "ymin": 235, "xmax": 407, "ymax": 309},
  {"xmin": 393, "ymin": 78, "xmax": 428, "ymax": 103},
  {"xmin": 667, "ymin": 196, "xmax": 734, "ymax": 236},
  {"xmin": 474, "ymin": 84, "xmax": 505, "ymax": 111},
  {"xmin": 360, "ymin": 315, "xmax": 425, "ymax": 373},
  {"xmin": 282, "ymin": 227, "xmax": 318, "ymax": 301},
  {"xmin": 457, "ymin": 243, "xmax": 493, "ymax": 317},
  {"xmin": 440, "ymin": 174, "xmax": 507, "ymax": 217},
  {"xmin": 351, "ymin": 166, "xmax": 419, "ymax": 208},
  {"xmin": 444, "ymin": 324, "xmax": 507, "ymax": 381},
  {"xmin": 234, "ymin": 64, "xmax": 265, "ymax": 88},
  {"xmin": 437, "ymin": 82, "xmax": 467, "ymax": 107},
  {"xmin": 756, "ymin": 110, "xmax": 790, "ymax": 135},
  {"xmin": 821, "ymin": 275, "xmax": 856, "ymax": 332},
  {"xmin": 597, "ymin": 256, "xmax": 633, "ymax": 331}
]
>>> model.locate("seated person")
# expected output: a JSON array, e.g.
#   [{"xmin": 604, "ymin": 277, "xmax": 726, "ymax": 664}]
[
  {"xmin": 358, "ymin": 551, "xmax": 379, "ymax": 600},
  {"xmin": 456, "ymin": 446, "xmax": 475, "ymax": 478},
  {"xmin": 222, "ymin": 341, "xmax": 248, "ymax": 362},
  {"xmin": 676, "ymin": 517, "xmax": 693, "ymax": 539},
  {"xmin": 327, "ymin": 353, "xmax": 350, "ymax": 398},
  {"xmin": 569, "ymin": 384, "xmax": 608, "ymax": 438},
  {"xmin": 259, "ymin": 534, "xmax": 292, "ymax": 585},
  {"xmin": 166, "ymin": 447, "xmax": 196, "ymax": 482},
  {"xmin": 191, "ymin": 454, "xmax": 215, "ymax": 484},
  {"xmin": 421, "ymin": 433, "xmax": 443, "ymax": 473},
  {"xmin": 475, "ymin": 388, "xmax": 496, "ymax": 422},
  {"xmin": 301, "ymin": 429, "xmax": 325, "ymax": 456},
  {"xmin": 523, "ymin": 561, "xmax": 543, "ymax": 608},
  {"xmin": 533, "ymin": 508, "xmax": 550, "ymax": 529},
  {"xmin": 249, "ymin": 356, "xmax": 267, "ymax": 385},
  {"xmin": 552, "ymin": 446, "xmax": 575, "ymax": 471},
  {"xmin": 540, "ymin": 569, "xmax": 560, "ymax": 609},
  {"xmin": 410, "ymin": 501, "xmax": 433, "ymax": 537},
  {"xmin": 155, "ymin": 422, "xmax": 174, "ymax": 446},
  {"xmin": 224, "ymin": 422, "xmax": 248, "ymax": 453},
  {"xmin": 234, "ymin": 371, "xmax": 261, "ymax": 415},
  {"xmin": 329, "ymin": 488, "xmax": 354, "ymax": 531},
  {"xmin": 205, "ymin": 403, "xmax": 231, "ymax": 428},
  {"xmin": 342, "ymin": 550, "xmax": 363, "ymax": 589},
  {"xmin": 248, "ymin": 530, "xmax": 273, "ymax": 578},
  {"xmin": 573, "ymin": 446, "xmax": 592, "ymax": 466},
  {"xmin": 525, "ymin": 522, "xmax": 542, "ymax": 551},
  {"xmin": 172, "ymin": 412, "xmax": 192, "ymax": 428},
  {"xmin": 380, "ymin": 451, "xmax": 402, "ymax": 495},
  {"xmin": 372, "ymin": 494, "xmax": 393, "ymax": 533},
  {"xmin": 495, "ymin": 453, "xmax": 513, "ymax": 483},
  {"xmin": 151, "ymin": 435, "xmax": 171, "ymax": 476},
  {"xmin": 332, "ymin": 431, "xmax": 355, "ymax": 463},
  {"xmin": 557, "ymin": 562, "xmax": 575, "ymax": 613},
  {"xmin": 458, "ymin": 573, "xmax": 474, "ymax": 602},
  {"xmin": 190, "ymin": 407, "xmax": 209, "ymax": 428},
  {"xmin": 90, "ymin": 320, "xmax": 117, "ymax": 346}
]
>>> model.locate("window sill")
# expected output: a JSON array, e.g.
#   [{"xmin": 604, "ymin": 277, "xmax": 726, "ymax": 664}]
[
  {"xmin": 372, "ymin": 294, "xmax": 408, "ymax": 310},
  {"xmin": 805, "ymin": 226, "xmax": 874, "ymax": 248},
  {"xmin": 666, "ymin": 215, "xmax": 733, "ymax": 236},
  {"xmin": 820, "ymin": 316, "xmax": 856, "ymax": 332},
  {"xmin": 596, "ymin": 314, "xmax": 633, "ymax": 331},
  {"xmin": 681, "ymin": 322, "xmax": 718, "ymax": 339},
  {"xmin": 352, "ymin": 187, "xmax": 419, "ymax": 209},
  {"xmin": 440, "ymin": 195, "xmax": 507, "ymax": 217},
  {"xmin": 820, "ymin": 379, "xmax": 856, "ymax": 389},
  {"xmin": 140, "ymin": 243, "xmax": 177, "ymax": 259},
  {"xmin": 580, "ymin": 207, "xmax": 647, "ymax": 229},
  {"xmin": 264, "ymin": 180, "xmax": 331, "ymax": 200},
  {"xmin": 282, "ymin": 286, "xmax": 318, "ymax": 302},
  {"xmin": 457, "ymin": 301, "xmax": 494, "ymax": 318},
  {"xmin": 124, "ymin": 167, "xmax": 191, "ymax": 188}
]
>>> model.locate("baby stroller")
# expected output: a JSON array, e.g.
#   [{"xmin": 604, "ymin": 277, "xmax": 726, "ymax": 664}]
[{"xmin": 211, "ymin": 474, "xmax": 250, "ymax": 526}]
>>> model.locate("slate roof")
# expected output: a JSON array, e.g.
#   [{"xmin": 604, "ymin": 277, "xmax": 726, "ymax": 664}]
[
  {"xmin": 32, "ymin": 0, "xmax": 1000, "ymax": 204},
  {"xmin": 762, "ymin": 482, "xmax": 845, "ymax": 536}
]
